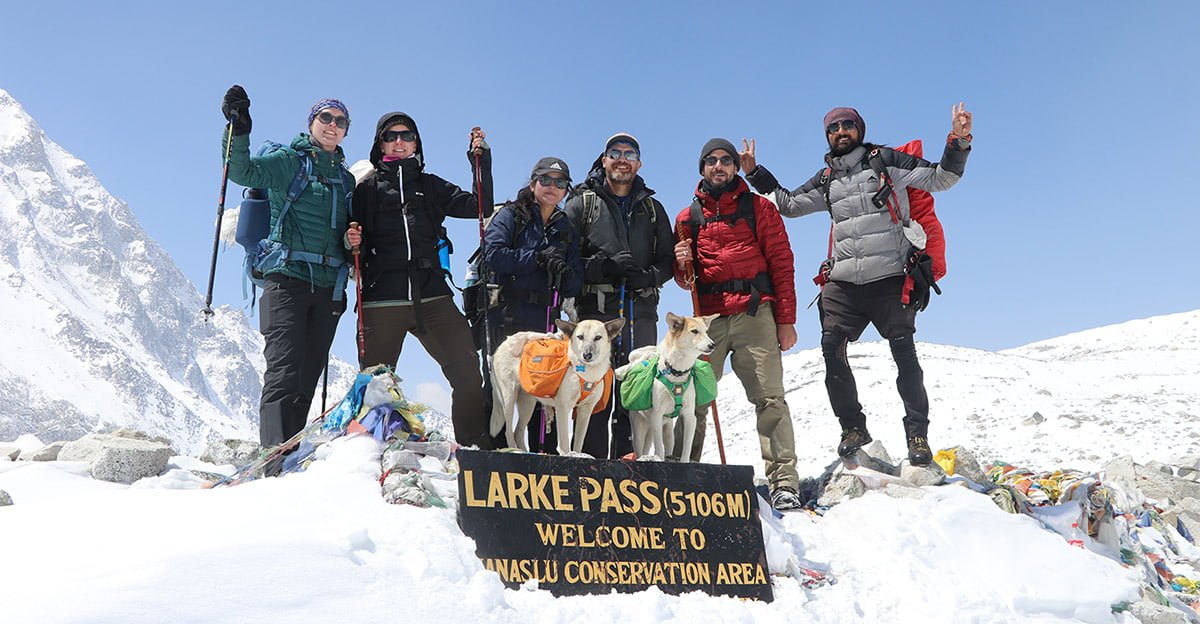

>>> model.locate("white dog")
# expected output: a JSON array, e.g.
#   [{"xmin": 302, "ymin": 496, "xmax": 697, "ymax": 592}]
[
  {"xmin": 489, "ymin": 318, "xmax": 625, "ymax": 456},
  {"xmin": 615, "ymin": 312, "xmax": 717, "ymax": 462}
]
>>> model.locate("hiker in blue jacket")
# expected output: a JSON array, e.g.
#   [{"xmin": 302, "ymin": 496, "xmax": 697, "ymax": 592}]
[
  {"xmin": 220, "ymin": 85, "xmax": 360, "ymax": 467},
  {"xmin": 741, "ymin": 103, "xmax": 974, "ymax": 466},
  {"xmin": 482, "ymin": 157, "xmax": 582, "ymax": 452}
]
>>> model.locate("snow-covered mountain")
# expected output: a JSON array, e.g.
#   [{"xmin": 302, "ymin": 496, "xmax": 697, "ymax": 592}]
[
  {"xmin": 0, "ymin": 88, "xmax": 353, "ymax": 454},
  {"xmin": 715, "ymin": 310, "xmax": 1200, "ymax": 476}
]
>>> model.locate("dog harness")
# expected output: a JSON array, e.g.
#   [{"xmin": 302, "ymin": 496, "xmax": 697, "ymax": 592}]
[
  {"xmin": 518, "ymin": 338, "xmax": 612, "ymax": 415},
  {"xmin": 619, "ymin": 355, "xmax": 717, "ymax": 418}
]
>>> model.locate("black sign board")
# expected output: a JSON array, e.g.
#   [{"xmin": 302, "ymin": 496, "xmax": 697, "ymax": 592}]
[{"xmin": 457, "ymin": 450, "xmax": 772, "ymax": 602}]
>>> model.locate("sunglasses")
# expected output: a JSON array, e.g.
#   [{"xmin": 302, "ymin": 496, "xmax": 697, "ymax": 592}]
[
  {"xmin": 702, "ymin": 155, "xmax": 736, "ymax": 167},
  {"xmin": 826, "ymin": 119, "xmax": 857, "ymax": 134},
  {"xmin": 534, "ymin": 174, "xmax": 571, "ymax": 190},
  {"xmin": 381, "ymin": 129, "xmax": 417, "ymax": 143},
  {"xmin": 316, "ymin": 111, "xmax": 349, "ymax": 130},
  {"xmin": 605, "ymin": 148, "xmax": 640, "ymax": 162}
]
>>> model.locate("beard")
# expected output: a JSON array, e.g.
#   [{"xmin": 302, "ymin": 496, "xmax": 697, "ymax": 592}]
[{"xmin": 829, "ymin": 136, "xmax": 861, "ymax": 157}]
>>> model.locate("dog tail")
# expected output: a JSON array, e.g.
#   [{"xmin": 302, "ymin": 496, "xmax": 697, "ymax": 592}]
[{"xmin": 489, "ymin": 383, "xmax": 508, "ymax": 437}]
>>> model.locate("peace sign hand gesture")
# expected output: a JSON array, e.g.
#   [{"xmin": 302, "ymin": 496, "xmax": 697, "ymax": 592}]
[
  {"xmin": 952, "ymin": 102, "xmax": 973, "ymax": 138},
  {"xmin": 740, "ymin": 138, "xmax": 757, "ymax": 173}
]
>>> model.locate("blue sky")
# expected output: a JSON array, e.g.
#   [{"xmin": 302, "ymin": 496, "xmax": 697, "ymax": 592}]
[{"xmin": 3, "ymin": 1, "xmax": 1197, "ymax": 409}]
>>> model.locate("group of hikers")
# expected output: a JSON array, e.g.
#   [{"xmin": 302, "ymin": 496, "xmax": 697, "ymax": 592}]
[{"xmin": 219, "ymin": 85, "xmax": 973, "ymax": 511}]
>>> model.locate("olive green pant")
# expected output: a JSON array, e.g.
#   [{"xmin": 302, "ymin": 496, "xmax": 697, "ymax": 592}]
[{"xmin": 678, "ymin": 304, "xmax": 799, "ymax": 490}]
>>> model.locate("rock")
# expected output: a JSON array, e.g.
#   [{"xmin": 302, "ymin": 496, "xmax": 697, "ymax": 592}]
[
  {"xmin": 0, "ymin": 444, "xmax": 20, "ymax": 460},
  {"xmin": 200, "ymin": 439, "xmax": 261, "ymax": 467},
  {"xmin": 1171, "ymin": 455, "xmax": 1200, "ymax": 471},
  {"xmin": 0, "ymin": 490, "xmax": 11, "ymax": 506},
  {"xmin": 901, "ymin": 461, "xmax": 946, "ymax": 487},
  {"xmin": 19, "ymin": 441, "xmax": 67, "ymax": 461},
  {"xmin": 817, "ymin": 474, "xmax": 867, "ymax": 507},
  {"xmin": 882, "ymin": 483, "xmax": 927, "ymax": 500},
  {"xmin": 944, "ymin": 446, "xmax": 989, "ymax": 485},
  {"xmin": 58, "ymin": 433, "xmax": 116, "ymax": 463},
  {"xmin": 850, "ymin": 440, "xmax": 897, "ymax": 475},
  {"xmin": 89, "ymin": 438, "xmax": 172, "ymax": 484},
  {"xmin": 109, "ymin": 428, "xmax": 176, "ymax": 453},
  {"xmin": 1145, "ymin": 460, "xmax": 1174, "ymax": 476},
  {"xmin": 1178, "ymin": 466, "xmax": 1200, "ymax": 481},
  {"xmin": 1128, "ymin": 599, "xmax": 1189, "ymax": 624},
  {"xmin": 1103, "ymin": 456, "xmax": 1200, "ymax": 505},
  {"xmin": 1022, "ymin": 412, "xmax": 1045, "ymax": 426}
]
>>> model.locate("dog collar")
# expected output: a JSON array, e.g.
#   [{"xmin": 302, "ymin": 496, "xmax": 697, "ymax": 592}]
[{"xmin": 661, "ymin": 359, "xmax": 693, "ymax": 377}]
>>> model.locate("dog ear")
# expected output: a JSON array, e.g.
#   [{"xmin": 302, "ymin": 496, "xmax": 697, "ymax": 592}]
[
  {"xmin": 555, "ymin": 319, "xmax": 576, "ymax": 336},
  {"xmin": 603, "ymin": 317, "xmax": 626, "ymax": 339},
  {"xmin": 667, "ymin": 312, "xmax": 684, "ymax": 333},
  {"xmin": 702, "ymin": 313, "xmax": 720, "ymax": 328}
]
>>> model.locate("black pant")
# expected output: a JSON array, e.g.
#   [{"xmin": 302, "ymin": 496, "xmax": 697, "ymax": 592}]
[
  {"xmin": 359, "ymin": 297, "xmax": 490, "ymax": 449},
  {"xmin": 818, "ymin": 277, "xmax": 928, "ymax": 439},
  {"xmin": 577, "ymin": 292, "xmax": 659, "ymax": 459},
  {"xmin": 258, "ymin": 274, "xmax": 345, "ymax": 447}
]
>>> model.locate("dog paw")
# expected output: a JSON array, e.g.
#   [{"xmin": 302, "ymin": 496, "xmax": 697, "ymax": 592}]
[
  {"xmin": 564, "ymin": 451, "xmax": 595, "ymax": 460},
  {"xmin": 636, "ymin": 454, "xmax": 664, "ymax": 462}
]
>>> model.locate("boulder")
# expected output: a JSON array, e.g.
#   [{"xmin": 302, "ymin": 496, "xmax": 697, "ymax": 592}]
[
  {"xmin": 1022, "ymin": 412, "xmax": 1045, "ymax": 426},
  {"xmin": 817, "ymin": 473, "xmax": 867, "ymax": 507},
  {"xmin": 944, "ymin": 446, "xmax": 989, "ymax": 486},
  {"xmin": 1145, "ymin": 460, "xmax": 1175, "ymax": 476},
  {"xmin": 0, "ymin": 444, "xmax": 20, "ymax": 461},
  {"xmin": 1104, "ymin": 456, "xmax": 1200, "ymax": 505},
  {"xmin": 900, "ymin": 461, "xmax": 946, "ymax": 487},
  {"xmin": 0, "ymin": 490, "xmax": 11, "ymax": 506},
  {"xmin": 109, "ymin": 428, "xmax": 176, "ymax": 453},
  {"xmin": 882, "ymin": 483, "xmax": 927, "ymax": 500},
  {"xmin": 58, "ymin": 434, "xmax": 116, "ymax": 463},
  {"xmin": 19, "ymin": 441, "xmax": 67, "ymax": 462},
  {"xmin": 200, "ymin": 439, "xmax": 261, "ymax": 467},
  {"xmin": 1128, "ymin": 599, "xmax": 1189, "ymax": 624},
  {"xmin": 89, "ymin": 438, "xmax": 172, "ymax": 484},
  {"xmin": 850, "ymin": 440, "xmax": 897, "ymax": 475}
]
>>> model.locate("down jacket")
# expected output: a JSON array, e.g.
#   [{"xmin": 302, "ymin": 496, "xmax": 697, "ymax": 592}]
[
  {"xmin": 746, "ymin": 138, "xmax": 970, "ymax": 285},
  {"xmin": 672, "ymin": 177, "xmax": 796, "ymax": 324}
]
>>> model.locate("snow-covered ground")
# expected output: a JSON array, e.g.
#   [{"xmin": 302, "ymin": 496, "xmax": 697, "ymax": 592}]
[{"xmin": 2, "ymin": 310, "xmax": 1197, "ymax": 623}]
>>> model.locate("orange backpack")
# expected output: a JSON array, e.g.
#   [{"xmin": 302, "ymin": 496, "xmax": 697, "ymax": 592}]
[{"xmin": 518, "ymin": 338, "xmax": 612, "ymax": 414}]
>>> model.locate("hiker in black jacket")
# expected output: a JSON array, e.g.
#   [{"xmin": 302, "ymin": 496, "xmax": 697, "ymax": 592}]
[
  {"xmin": 563, "ymin": 133, "xmax": 674, "ymax": 458},
  {"xmin": 351, "ymin": 112, "xmax": 494, "ymax": 449},
  {"xmin": 742, "ymin": 103, "xmax": 973, "ymax": 466}
]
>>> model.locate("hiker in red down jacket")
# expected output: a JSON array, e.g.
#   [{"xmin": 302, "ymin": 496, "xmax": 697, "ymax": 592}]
[
  {"xmin": 741, "ymin": 103, "xmax": 974, "ymax": 467},
  {"xmin": 672, "ymin": 138, "xmax": 801, "ymax": 512}
]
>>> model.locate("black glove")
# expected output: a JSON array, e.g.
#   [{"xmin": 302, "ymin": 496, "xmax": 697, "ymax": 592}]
[
  {"xmin": 904, "ymin": 251, "xmax": 941, "ymax": 312},
  {"xmin": 221, "ymin": 85, "xmax": 253, "ymax": 136},
  {"xmin": 624, "ymin": 268, "xmax": 657, "ymax": 291},
  {"xmin": 537, "ymin": 246, "xmax": 568, "ymax": 277},
  {"xmin": 611, "ymin": 250, "xmax": 640, "ymax": 276}
]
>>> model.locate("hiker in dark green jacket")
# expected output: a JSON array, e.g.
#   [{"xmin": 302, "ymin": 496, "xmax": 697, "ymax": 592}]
[{"xmin": 221, "ymin": 85, "xmax": 359, "ymax": 464}]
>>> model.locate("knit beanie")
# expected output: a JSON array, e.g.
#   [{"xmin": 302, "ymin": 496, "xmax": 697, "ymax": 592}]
[
  {"xmin": 823, "ymin": 107, "xmax": 865, "ymax": 138},
  {"xmin": 698, "ymin": 138, "xmax": 738, "ymax": 173}
]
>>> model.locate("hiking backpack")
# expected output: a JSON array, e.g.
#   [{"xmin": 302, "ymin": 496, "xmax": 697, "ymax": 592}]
[
  {"xmin": 814, "ymin": 140, "xmax": 946, "ymax": 307},
  {"xmin": 681, "ymin": 191, "xmax": 775, "ymax": 316},
  {"xmin": 234, "ymin": 141, "xmax": 354, "ymax": 304}
]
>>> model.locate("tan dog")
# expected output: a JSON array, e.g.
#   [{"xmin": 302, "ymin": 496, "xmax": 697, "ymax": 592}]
[
  {"xmin": 615, "ymin": 312, "xmax": 717, "ymax": 462},
  {"xmin": 489, "ymin": 318, "xmax": 625, "ymax": 456}
]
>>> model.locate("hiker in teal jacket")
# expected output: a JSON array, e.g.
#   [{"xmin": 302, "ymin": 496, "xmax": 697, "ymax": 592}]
[{"xmin": 221, "ymin": 85, "xmax": 359, "ymax": 465}]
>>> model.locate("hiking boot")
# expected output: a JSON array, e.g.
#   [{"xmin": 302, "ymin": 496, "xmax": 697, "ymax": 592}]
[
  {"xmin": 837, "ymin": 428, "xmax": 873, "ymax": 458},
  {"xmin": 771, "ymin": 487, "xmax": 802, "ymax": 512},
  {"xmin": 907, "ymin": 436, "xmax": 933, "ymax": 466}
]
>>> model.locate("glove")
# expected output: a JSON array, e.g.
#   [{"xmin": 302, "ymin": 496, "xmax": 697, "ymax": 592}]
[
  {"xmin": 537, "ymin": 246, "xmax": 568, "ymax": 277},
  {"xmin": 904, "ymin": 252, "xmax": 941, "ymax": 312},
  {"xmin": 221, "ymin": 85, "xmax": 253, "ymax": 136},
  {"xmin": 625, "ymin": 268, "xmax": 656, "ymax": 291},
  {"xmin": 611, "ymin": 250, "xmax": 641, "ymax": 276}
]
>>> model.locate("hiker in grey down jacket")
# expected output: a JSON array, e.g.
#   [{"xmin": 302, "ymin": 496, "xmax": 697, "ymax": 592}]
[{"xmin": 740, "ymin": 103, "xmax": 973, "ymax": 467}]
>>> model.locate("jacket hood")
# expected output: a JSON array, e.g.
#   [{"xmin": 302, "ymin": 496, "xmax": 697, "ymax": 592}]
[
  {"xmin": 369, "ymin": 111, "xmax": 423, "ymax": 169},
  {"xmin": 292, "ymin": 133, "xmax": 346, "ymax": 164}
]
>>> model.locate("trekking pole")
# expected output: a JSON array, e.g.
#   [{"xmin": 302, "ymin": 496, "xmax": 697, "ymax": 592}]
[
  {"xmin": 683, "ymin": 251, "xmax": 727, "ymax": 465},
  {"xmin": 203, "ymin": 116, "xmax": 237, "ymax": 317},
  {"xmin": 471, "ymin": 130, "xmax": 493, "ymax": 382},
  {"xmin": 321, "ymin": 360, "xmax": 329, "ymax": 413},
  {"xmin": 539, "ymin": 272, "xmax": 561, "ymax": 451},
  {"xmin": 350, "ymin": 221, "xmax": 365, "ymax": 362}
]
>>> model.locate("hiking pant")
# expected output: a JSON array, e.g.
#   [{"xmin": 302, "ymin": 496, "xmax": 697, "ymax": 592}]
[
  {"xmin": 359, "ymin": 296, "xmax": 490, "ymax": 449},
  {"xmin": 818, "ymin": 276, "xmax": 929, "ymax": 439},
  {"xmin": 681, "ymin": 304, "xmax": 798, "ymax": 491},
  {"xmin": 482, "ymin": 309, "xmax": 560, "ymax": 454},
  {"xmin": 258, "ymin": 274, "xmax": 345, "ymax": 447},
  {"xmin": 577, "ymin": 293, "xmax": 658, "ymax": 459}
]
